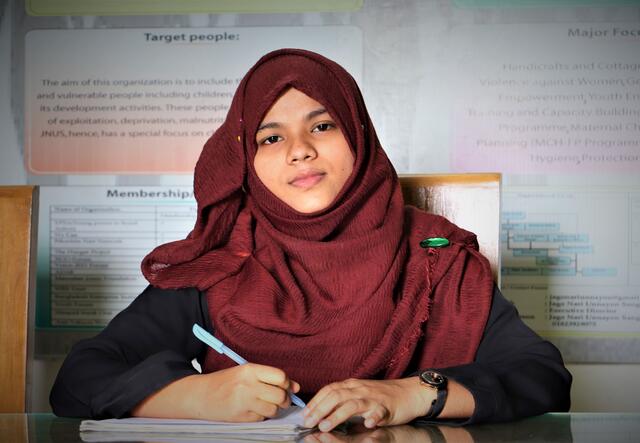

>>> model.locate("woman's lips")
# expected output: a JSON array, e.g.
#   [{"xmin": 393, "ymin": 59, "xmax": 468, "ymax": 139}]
[{"xmin": 289, "ymin": 171, "xmax": 326, "ymax": 188}]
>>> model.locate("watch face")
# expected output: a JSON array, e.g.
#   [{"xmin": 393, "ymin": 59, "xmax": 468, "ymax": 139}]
[{"xmin": 420, "ymin": 370, "xmax": 446, "ymax": 387}]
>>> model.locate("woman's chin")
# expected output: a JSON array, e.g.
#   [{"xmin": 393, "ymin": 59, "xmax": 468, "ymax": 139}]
[{"xmin": 288, "ymin": 195, "xmax": 333, "ymax": 214}]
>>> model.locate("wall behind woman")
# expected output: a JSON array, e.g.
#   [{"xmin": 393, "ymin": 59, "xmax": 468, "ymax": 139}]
[{"xmin": 1, "ymin": 0, "xmax": 639, "ymax": 412}]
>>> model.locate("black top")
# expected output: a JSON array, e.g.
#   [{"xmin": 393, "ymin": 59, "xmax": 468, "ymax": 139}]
[{"xmin": 50, "ymin": 285, "xmax": 571, "ymax": 424}]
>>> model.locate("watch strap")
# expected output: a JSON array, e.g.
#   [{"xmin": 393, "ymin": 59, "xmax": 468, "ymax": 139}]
[{"xmin": 424, "ymin": 385, "xmax": 447, "ymax": 418}]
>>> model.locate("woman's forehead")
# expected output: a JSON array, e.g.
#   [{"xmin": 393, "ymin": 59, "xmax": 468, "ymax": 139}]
[{"xmin": 260, "ymin": 88, "xmax": 328, "ymax": 121}]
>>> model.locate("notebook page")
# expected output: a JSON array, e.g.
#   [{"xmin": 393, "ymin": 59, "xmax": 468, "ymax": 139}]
[{"xmin": 79, "ymin": 407, "xmax": 310, "ymax": 436}]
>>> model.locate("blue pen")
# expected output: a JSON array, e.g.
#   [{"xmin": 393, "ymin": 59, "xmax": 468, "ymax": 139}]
[{"xmin": 192, "ymin": 323, "xmax": 306, "ymax": 408}]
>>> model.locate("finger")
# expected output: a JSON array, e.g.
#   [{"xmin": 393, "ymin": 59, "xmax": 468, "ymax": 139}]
[
  {"xmin": 364, "ymin": 416, "xmax": 378, "ymax": 429},
  {"xmin": 304, "ymin": 380, "xmax": 351, "ymax": 416},
  {"xmin": 360, "ymin": 404, "xmax": 389, "ymax": 428},
  {"xmin": 291, "ymin": 380, "xmax": 301, "ymax": 393},
  {"xmin": 249, "ymin": 364, "xmax": 290, "ymax": 388},
  {"xmin": 250, "ymin": 398, "xmax": 281, "ymax": 419},
  {"xmin": 362, "ymin": 411, "xmax": 382, "ymax": 428},
  {"xmin": 318, "ymin": 398, "xmax": 370, "ymax": 432},
  {"xmin": 304, "ymin": 387, "xmax": 328, "ymax": 416},
  {"xmin": 303, "ymin": 384, "xmax": 348, "ymax": 427},
  {"xmin": 304, "ymin": 377, "xmax": 367, "ymax": 424},
  {"xmin": 306, "ymin": 378, "xmax": 362, "ymax": 413},
  {"xmin": 256, "ymin": 383, "xmax": 290, "ymax": 409}
]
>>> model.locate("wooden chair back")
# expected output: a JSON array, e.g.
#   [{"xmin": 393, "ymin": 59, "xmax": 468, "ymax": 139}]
[
  {"xmin": 0, "ymin": 186, "xmax": 38, "ymax": 412},
  {"xmin": 399, "ymin": 174, "xmax": 501, "ymax": 283}
]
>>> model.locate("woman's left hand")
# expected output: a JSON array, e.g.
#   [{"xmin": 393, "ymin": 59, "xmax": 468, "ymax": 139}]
[{"xmin": 302, "ymin": 377, "xmax": 433, "ymax": 432}]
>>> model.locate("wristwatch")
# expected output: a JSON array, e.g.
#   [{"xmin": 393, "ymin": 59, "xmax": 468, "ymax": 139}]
[{"xmin": 419, "ymin": 370, "xmax": 448, "ymax": 419}]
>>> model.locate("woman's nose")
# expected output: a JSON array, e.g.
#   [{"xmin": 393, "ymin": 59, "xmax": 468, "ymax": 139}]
[{"xmin": 287, "ymin": 138, "xmax": 317, "ymax": 164}]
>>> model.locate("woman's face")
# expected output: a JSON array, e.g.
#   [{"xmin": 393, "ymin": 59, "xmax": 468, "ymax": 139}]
[{"xmin": 253, "ymin": 88, "xmax": 354, "ymax": 213}]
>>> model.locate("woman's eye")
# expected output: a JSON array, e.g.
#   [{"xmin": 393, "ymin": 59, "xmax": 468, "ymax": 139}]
[
  {"xmin": 312, "ymin": 122, "xmax": 333, "ymax": 132},
  {"xmin": 262, "ymin": 135, "xmax": 282, "ymax": 145}
]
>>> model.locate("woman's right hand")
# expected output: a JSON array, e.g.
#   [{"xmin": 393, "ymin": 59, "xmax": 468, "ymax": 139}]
[{"xmin": 132, "ymin": 363, "xmax": 300, "ymax": 422}]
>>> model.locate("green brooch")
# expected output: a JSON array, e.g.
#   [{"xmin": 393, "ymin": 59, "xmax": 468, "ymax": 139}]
[{"xmin": 420, "ymin": 237, "xmax": 450, "ymax": 248}]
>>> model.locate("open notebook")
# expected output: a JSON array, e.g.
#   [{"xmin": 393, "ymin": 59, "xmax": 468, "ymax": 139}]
[{"xmin": 79, "ymin": 406, "xmax": 314, "ymax": 442}]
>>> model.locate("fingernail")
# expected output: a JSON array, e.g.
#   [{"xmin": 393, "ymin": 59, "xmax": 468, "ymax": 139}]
[
  {"xmin": 303, "ymin": 417, "xmax": 315, "ymax": 428},
  {"xmin": 319, "ymin": 420, "xmax": 331, "ymax": 432}
]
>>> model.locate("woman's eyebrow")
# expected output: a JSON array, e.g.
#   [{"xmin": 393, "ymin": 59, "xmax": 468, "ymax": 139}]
[
  {"xmin": 306, "ymin": 108, "xmax": 328, "ymax": 120},
  {"xmin": 257, "ymin": 122, "xmax": 279, "ymax": 132},
  {"xmin": 257, "ymin": 108, "xmax": 329, "ymax": 133}
]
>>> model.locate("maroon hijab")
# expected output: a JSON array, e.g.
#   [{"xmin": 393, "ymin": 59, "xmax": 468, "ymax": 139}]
[{"xmin": 142, "ymin": 49, "xmax": 493, "ymax": 395}]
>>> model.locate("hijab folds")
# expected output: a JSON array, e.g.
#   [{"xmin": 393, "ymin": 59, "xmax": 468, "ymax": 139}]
[{"xmin": 141, "ymin": 49, "xmax": 493, "ymax": 395}]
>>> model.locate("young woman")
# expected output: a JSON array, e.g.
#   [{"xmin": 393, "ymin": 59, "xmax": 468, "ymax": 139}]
[{"xmin": 50, "ymin": 49, "xmax": 571, "ymax": 432}]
